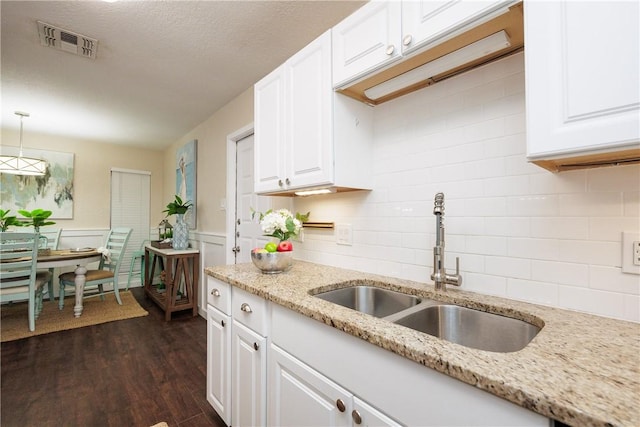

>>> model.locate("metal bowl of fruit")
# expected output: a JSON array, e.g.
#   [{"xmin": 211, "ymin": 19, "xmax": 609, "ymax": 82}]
[{"xmin": 251, "ymin": 244, "xmax": 293, "ymax": 274}]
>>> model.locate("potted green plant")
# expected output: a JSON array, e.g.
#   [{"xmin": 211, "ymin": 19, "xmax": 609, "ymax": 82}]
[
  {"xmin": 0, "ymin": 209, "xmax": 21, "ymax": 231},
  {"xmin": 162, "ymin": 195, "xmax": 193, "ymax": 250},
  {"xmin": 162, "ymin": 195, "xmax": 193, "ymax": 216},
  {"xmin": 17, "ymin": 208, "xmax": 56, "ymax": 233}
]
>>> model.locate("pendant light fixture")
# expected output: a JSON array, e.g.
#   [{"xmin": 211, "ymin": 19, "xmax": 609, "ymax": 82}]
[{"xmin": 0, "ymin": 111, "xmax": 47, "ymax": 176}]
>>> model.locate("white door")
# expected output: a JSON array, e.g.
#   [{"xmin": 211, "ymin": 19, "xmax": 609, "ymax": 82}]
[{"xmin": 235, "ymin": 134, "xmax": 272, "ymax": 263}]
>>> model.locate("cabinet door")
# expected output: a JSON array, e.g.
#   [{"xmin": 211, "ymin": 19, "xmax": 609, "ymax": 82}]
[
  {"xmin": 332, "ymin": 1, "xmax": 402, "ymax": 87},
  {"xmin": 268, "ymin": 344, "xmax": 352, "ymax": 427},
  {"xmin": 401, "ymin": 0, "xmax": 510, "ymax": 54},
  {"xmin": 255, "ymin": 64, "xmax": 287, "ymax": 193},
  {"xmin": 352, "ymin": 396, "xmax": 401, "ymax": 427},
  {"xmin": 286, "ymin": 30, "xmax": 334, "ymax": 190},
  {"xmin": 206, "ymin": 306, "xmax": 231, "ymax": 426},
  {"xmin": 232, "ymin": 320, "xmax": 267, "ymax": 427},
  {"xmin": 525, "ymin": 1, "xmax": 640, "ymax": 159}
]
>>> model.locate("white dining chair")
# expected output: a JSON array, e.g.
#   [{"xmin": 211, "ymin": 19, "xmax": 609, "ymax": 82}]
[
  {"xmin": 0, "ymin": 232, "xmax": 50, "ymax": 331},
  {"xmin": 38, "ymin": 227, "xmax": 62, "ymax": 301},
  {"xmin": 58, "ymin": 227, "xmax": 132, "ymax": 309}
]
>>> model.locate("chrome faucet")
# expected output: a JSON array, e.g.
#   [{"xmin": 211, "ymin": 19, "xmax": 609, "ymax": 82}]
[{"xmin": 430, "ymin": 192, "xmax": 462, "ymax": 291}]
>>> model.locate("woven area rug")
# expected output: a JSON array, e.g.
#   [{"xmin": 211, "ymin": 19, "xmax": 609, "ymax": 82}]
[{"xmin": 1, "ymin": 291, "xmax": 148, "ymax": 342}]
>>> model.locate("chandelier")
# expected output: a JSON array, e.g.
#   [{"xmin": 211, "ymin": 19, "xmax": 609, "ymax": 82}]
[{"xmin": 0, "ymin": 112, "xmax": 47, "ymax": 176}]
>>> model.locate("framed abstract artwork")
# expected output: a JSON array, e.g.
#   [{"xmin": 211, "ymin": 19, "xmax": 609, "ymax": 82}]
[
  {"xmin": 0, "ymin": 147, "xmax": 74, "ymax": 219},
  {"xmin": 176, "ymin": 139, "xmax": 197, "ymax": 229}
]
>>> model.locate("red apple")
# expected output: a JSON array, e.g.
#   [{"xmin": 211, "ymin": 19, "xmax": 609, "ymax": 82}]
[{"xmin": 277, "ymin": 241, "xmax": 293, "ymax": 252}]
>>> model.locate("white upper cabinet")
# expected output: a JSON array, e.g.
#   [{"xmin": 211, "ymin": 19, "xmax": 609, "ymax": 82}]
[
  {"xmin": 254, "ymin": 64, "xmax": 287, "ymax": 193},
  {"xmin": 332, "ymin": 1, "xmax": 402, "ymax": 88},
  {"xmin": 525, "ymin": 1, "xmax": 640, "ymax": 171},
  {"xmin": 332, "ymin": 0, "xmax": 516, "ymax": 90},
  {"xmin": 401, "ymin": 1, "xmax": 512, "ymax": 55},
  {"xmin": 255, "ymin": 30, "xmax": 373, "ymax": 196},
  {"xmin": 286, "ymin": 31, "xmax": 334, "ymax": 190}
]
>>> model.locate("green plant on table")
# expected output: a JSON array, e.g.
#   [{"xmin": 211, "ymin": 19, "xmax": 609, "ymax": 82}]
[
  {"xmin": 0, "ymin": 209, "xmax": 21, "ymax": 231},
  {"xmin": 162, "ymin": 195, "xmax": 193, "ymax": 216},
  {"xmin": 17, "ymin": 208, "xmax": 55, "ymax": 233}
]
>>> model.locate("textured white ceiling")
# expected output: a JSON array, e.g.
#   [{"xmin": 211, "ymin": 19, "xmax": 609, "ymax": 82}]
[{"xmin": 1, "ymin": 0, "xmax": 365, "ymax": 149}]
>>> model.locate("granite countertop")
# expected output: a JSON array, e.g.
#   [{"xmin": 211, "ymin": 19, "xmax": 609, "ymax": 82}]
[{"xmin": 205, "ymin": 261, "xmax": 640, "ymax": 427}]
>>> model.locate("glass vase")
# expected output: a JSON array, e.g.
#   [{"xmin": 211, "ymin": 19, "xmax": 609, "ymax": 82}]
[{"xmin": 172, "ymin": 214, "xmax": 189, "ymax": 250}]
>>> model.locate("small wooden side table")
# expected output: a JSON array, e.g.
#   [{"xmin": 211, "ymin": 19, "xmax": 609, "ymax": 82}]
[{"xmin": 144, "ymin": 245, "xmax": 199, "ymax": 321}]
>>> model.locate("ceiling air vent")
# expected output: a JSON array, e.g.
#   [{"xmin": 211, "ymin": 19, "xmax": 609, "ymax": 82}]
[{"xmin": 37, "ymin": 20, "xmax": 98, "ymax": 59}]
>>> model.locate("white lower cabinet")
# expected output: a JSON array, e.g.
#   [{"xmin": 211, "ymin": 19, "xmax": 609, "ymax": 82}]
[
  {"xmin": 269, "ymin": 343, "xmax": 401, "ymax": 427},
  {"xmin": 269, "ymin": 344, "xmax": 353, "ymax": 427},
  {"xmin": 206, "ymin": 306, "xmax": 231, "ymax": 425},
  {"xmin": 207, "ymin": 279, "xmax": 550, "ymax": 426},
  {"xmin": 271, "ymin": 304, "xmax": 549, "ymax": 427},
  {"xmin": 232, "ymin": 320, "xmax": 267, "ymax": 427}
]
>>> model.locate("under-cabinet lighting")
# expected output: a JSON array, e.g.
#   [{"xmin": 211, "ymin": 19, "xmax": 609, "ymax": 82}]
[
  {"xmin": 364, "ymin": 30, "xmax": 511, "ymax": 101},
  {"xmin": 294, "ymin": 188, "xmax": 334, "ymax": 196}
]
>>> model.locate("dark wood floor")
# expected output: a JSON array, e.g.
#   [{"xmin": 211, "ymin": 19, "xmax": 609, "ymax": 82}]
[{"xmin": 1, "ymin": 287, "xmax": 227, "ymax": 427}]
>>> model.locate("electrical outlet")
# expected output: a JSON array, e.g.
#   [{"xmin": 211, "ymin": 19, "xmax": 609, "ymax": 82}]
[
  {"xmin": 336, "ymin": 224, "xmax": 353, "ymax": 246},
  {"xmin": 622, "ymin": 232, "xmax": 640, "ymax": 274}
]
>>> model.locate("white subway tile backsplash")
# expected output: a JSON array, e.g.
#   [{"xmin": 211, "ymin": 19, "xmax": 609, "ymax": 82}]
[
  {"xmin": 463, "ymin": 272, "xmax": 507, "ymax": 296},
  {"xmin": 623, "ymin": 191, "xmax": 640, "ymax": 217},
  {"xmin": 486, "ymin": 256, "xmax": 531, "ymax": 279},
  {"xmin": 507, "ymin": 194, "xmax": 559, "ymax": 217},
  {"xmin": 558, "ymin": 286, "xmax": 628, "ymax": 321},
  {"xmin": 507, "ymin": 279, "xmax": 558, "ymax": 306},
  {"xmin": 294, "ymin": 53, "xmax": 640, "ymax": 322},
  {"xmin": 531, "ymin": 260, "xmax": 589, "ymax": 287},
  {"xmin": 588, "ymin": 164, "xmax": 640, "ymax": 192},
  {"xmin": 466, "ymin": 235, "xmax": 507, "ymax": 256},
  {"xmin": 589, "ymin": 265, "xmax": 640, "ymax": 295},
  {"xmin": 484, "ymin": 217, "xmax": 530, "ymax": 237},
  {"xmin": 507, "ymin": 238, "xmax": 560, "ymax": 261},
  {"xmin": 589, "ymin": 217, "xmax": 640, "ymax": 241},
  {"xmin": 623, "ymin": 296, "xmax": 640, "ymax": 323},
  {"xmin": 530, "ymin": 217, "xmax": 589, "ymax": 240}
]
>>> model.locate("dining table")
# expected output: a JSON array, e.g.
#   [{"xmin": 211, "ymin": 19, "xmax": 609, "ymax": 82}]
[{"xmin": 37, "ymin": 248, "xmax": 102, "ymax": 317}]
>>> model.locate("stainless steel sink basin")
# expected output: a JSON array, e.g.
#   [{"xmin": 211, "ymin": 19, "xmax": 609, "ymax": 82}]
[
  {"xmin": 393, "ymin": 304, "xmax": 540, "ymax": 352},
  {"xmin": 315, "ymin": 285, "xmax": 422, "ymax": 318}
]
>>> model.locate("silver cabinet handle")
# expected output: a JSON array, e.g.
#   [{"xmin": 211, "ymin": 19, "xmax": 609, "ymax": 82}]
[
  {"xmin": 403, "ymin": 34, "xmax": 412, "ymax": 46},
  {"xmin": 336, "ymin": 399, "xmax": 346, "ymax": 412},
  {"xmin": 285, "ymin": 178, "xmax": 291, "ymax": 185},
  {"xmin": 385, "ymin": 45, "xmax": 395, "ymax": 55},
  {"xmin": 253, "ymin": 342, "xmax": 259, "ymax": 351},
  {"xmin": 240, "ymin": 302, "xmax": 252, "ymax": 313},
  {"xmin": 278, "ymin": 179, "xmax": 284, "ymax": 187},
  {"xmin": 211, "ymin": 289, "xmax": 220, "ymax": 297},
  {"xmin": 352, "ymin": 410, "xmax": 362, "ymax": 425}
]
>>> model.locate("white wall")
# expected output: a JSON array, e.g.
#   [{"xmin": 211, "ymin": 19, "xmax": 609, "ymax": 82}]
[{"xmin": 294, "ymin": 52, "xmax": 640, "ymax": 323}]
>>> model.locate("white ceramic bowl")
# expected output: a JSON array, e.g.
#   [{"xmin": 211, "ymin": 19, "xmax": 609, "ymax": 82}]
[{"xmin": 251, "ymin": 251, "xmax": 293, "ymax": 274}]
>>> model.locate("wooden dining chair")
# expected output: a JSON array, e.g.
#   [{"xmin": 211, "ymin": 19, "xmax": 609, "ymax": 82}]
[
  {"xmin": 38, "ymin": 227, "xmax": 62, "ymax": 301},
  {"xmin": 58, "ymin": 227, "xmax": 132, "ymax": 309},
  {"xmin": 0, "ymin": 232, "xmax": 51, "ymax": 331}
]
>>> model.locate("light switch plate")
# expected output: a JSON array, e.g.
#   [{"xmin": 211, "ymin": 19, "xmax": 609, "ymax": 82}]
[
  {"xmin": 622, "ymin": 232, "xmax": 640, "ymax": 274},
  {"xmin": 336, "ymin": 224, "xmax": 353, "ymax": 246}
]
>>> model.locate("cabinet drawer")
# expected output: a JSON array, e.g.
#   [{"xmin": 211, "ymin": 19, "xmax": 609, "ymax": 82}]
[
  {"xmin": 232, "ymin": 287, "xmax": 269, "ymax": 336},
  {"xmin": 207, "ymin": 277, "xmax": 231, "ymax": 315}
]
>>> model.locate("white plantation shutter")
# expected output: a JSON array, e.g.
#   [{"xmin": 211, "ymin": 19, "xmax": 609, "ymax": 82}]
[{"xmin": 110, "ymin": 168, "xmax": 151, "ymax": 287}]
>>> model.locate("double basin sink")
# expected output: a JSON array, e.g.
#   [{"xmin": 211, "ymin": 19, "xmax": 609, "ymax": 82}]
[{"xmin": 314, "ymin": 284, "xmax": 541, "ymax": 353}]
